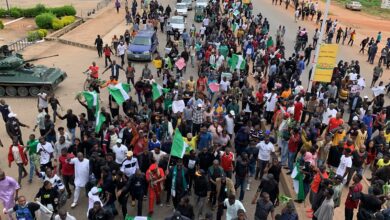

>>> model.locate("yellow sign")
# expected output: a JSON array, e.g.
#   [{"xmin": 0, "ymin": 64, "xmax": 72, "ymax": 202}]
[{"xmin": 313, "ymin": 44, "xmax": 339, "ymax": 83}]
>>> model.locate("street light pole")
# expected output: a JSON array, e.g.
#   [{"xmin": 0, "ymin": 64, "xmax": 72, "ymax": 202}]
[
  {"xmin": 5, "ymin": 0, "xmax": 10, "ymax": 14},
  {"xmin": 307, "ymin": 0, "xmax": 331, "ymax": 92}
]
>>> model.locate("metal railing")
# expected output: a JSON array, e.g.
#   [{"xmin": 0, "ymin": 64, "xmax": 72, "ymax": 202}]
[
  {"xmin": 7, "ymin": 37, "xmax": 36, "ymax": 52},
  {"xmin": 97, "ymin": 0, "xmax": 113, "ymax": 11}
]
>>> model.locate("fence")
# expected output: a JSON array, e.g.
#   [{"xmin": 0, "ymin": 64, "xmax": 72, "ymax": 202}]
[
  {"xmin": 97, "ymin": 0, "xmax": 113, "ymax": 11},
  {"xmin": 7, "ymin": 37, "xmax": 36, "ymax": 52}
]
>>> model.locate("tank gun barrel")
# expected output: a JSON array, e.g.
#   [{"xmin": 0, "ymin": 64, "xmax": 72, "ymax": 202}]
[{"xmin": 24, "ymin": 54, "xmax": 59, "ymax": 63}]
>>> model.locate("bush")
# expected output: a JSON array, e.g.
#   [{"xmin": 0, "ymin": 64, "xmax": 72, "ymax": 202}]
[
  {"xmin": 9, "ymin": 7, "xmax": 23, "ymax": 18},
  {"xmin": 50, "ymin": 5, "xmax": 76, "ymax": 17},
  {"xmin": 0, "ymin": 20, "xmax": 4, "ymax": 29},
  {"xmin": 23, "ymin": 4, "xmax": 46, "ymax": 17},
  {"xmin": 35, "ymin": 12, "xmax": 55, "ymax": 29},
  {"xmin": 51, "ymin": 18, "xmax": 64, "ymax": 30},
  {"xmin": 0, "ymin": 8, "xmax": 7, "ymax": 17},
  {"xmin": 37, "ymin": 29, "xmax": 48, "ymax": 38},
  {"xmin": 27, "ymin": 31, "xmax": 40, "ymax": 42},
  {"xmin": 60, "ymin": 15, "xmax": 75, "ymax": 26}
]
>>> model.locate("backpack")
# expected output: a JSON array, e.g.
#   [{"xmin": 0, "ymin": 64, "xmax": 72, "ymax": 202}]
[{"xmin": 15, "ymin": 204, "xmax": 33, "ymax": 220}]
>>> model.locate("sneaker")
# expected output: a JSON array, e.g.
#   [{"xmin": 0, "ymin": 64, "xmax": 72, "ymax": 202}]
[
  {"xmin": 246, "ymin": 184, "xmax": 250, "ymax": 191},
  {"xmin": 131, "ymin": 201, "xmax": 136, "ymax": 207},
  {"xmin": 71, "ymin": 202, "xmax": 77, "ymax": 208},
  {"xmin": 160, "ymin": 203, "xmax": 163, "ymax": 207}
]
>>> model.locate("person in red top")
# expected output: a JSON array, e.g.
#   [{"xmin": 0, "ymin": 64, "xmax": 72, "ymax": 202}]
[
  {"xmin": 85, "ymin": 61, "xmax": 99, "ymax": 79},
  {"xmin": 255, "ymin": 88, "xmax": 265, "ymax": 107},
  {"xmin": 220, "ymin": 147, "xmax": 235, "ymax": 178},
  {"xmin": 146, "ymin": 163, "xmax": 165, "ymax": 215},
  {"xmin": 293, "ymin": 96, "xmax": 303, "ymax": 122},
  {"xmin": 196, "ymin": 75, "xmax": 207, "ymax": 93},
  {"xmin": 328, "ymin": 112, "xmax": 344, "ymax": 132},
  {"xmin": 343, "ymin": 139, "xmax": 355, "ymax": 152},
  {"xmin": 287, "ymin": 127, "xmax": 301, "ymax": 173},
  {"xmin": 58, "ymin": 147, "xmax": 75, "ymax": 197},
  {"xmin": 308, "ymin": 165, "xmax": 329, "ymax": 213},
  {"xmin": 345, "ymin": 174, "xmax": 363, "ymax": 220},
  {"xmin": 103, "ymin": 44, "xmax": 113, "ymax": 67},
  {"xmin": 7, "ymin": 138, "xmax": 28, "ymax": 185}
]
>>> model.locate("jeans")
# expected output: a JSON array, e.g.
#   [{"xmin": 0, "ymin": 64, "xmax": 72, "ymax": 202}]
[
  {"xmin": 68, "ymin": 128, "xmax": 76, "ymax": 144},
  {"xmin": 235, "ymin": 176, "xmax": 247, "ymax": 201},
  {"xmin": 16, "ymin": 163, "xmax": 27, "ymax": 185},
  {"xmin": 118, "ymin": 194, "xmax": 129, "ymax": 217},
  {"xmin": 248, "ymin": 162, "xmax": 256, "ymax": 177},
  {"xmin": 29, "ymin": 154, "xmax": 38, "ymax": 181},
  {"xmin": 288, "ymin": 152, "xmax": 296, "ymax": 171},
  {"xmin": 104, "ymin": 55, "xmax": 112, "ymax": 67},
  {"xmin": 52, "ymin": 109, "xmax": 58, "ymax": 123},
  {"xmin": 190, "ymin": 55, "xmax": 195, "ymax": 67},
  {"xmin": 280, "ymin": 139, "xmax": 288, "ymax": 166}
]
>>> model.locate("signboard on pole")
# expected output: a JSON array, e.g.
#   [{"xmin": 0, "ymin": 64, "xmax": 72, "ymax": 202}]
[
  {"xmin": 382, "ymin": 0, "xmax": 390, "ymax": 9},
  {"xmin": 313, "ymin": 44, "xmax": 339, "ymax": 83}
]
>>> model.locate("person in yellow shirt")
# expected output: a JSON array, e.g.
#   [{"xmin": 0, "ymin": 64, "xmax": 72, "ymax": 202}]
[
  {"xmin": 185, "ymin": 76, "xmax": 196, "ymax": 95},
  {"xmin": 332, "ymin": 127, "xmax": 347, "ymax": 146},
  {"xmin": 384, "ymin": 127, "xmax": 390, "ymax": 143},
  {"xmin": 377, "ymin": 155, "xmax": 390, "ymax": 169},
  {"xmin": 184, "ymin": 133, "xmax": 198, "ymax": 153}
]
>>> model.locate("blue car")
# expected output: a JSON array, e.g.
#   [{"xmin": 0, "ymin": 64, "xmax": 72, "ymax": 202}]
[{"xmin": 127, "ymin": 30, "xmax": 158, "ymax": 61}]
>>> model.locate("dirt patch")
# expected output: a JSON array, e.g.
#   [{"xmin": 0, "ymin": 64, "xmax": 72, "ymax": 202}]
[{"xmin": 0, "ymin": 18, "xmax": 37, "ymax": 44}]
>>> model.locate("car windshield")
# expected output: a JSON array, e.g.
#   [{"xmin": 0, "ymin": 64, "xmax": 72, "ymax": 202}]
[
  {"xmin": 133, "ymin": 36, "xmax": 151, "ymax": 45},
  {"xmin": 198, "ymin": 0, "xmax": 207, "ymax": 4},
  {"xmin": 171, "ymin": 18, "xmax": 184, "ymax": 24},
  {"xmin": 176, "ymin": 4, "xmax": 187, "ymax": 9}
]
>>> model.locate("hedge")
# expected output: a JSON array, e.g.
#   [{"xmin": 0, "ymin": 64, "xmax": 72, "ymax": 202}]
[
  {"xmin": 0, "ymin": 20, "xmax": 3, "ymax": 29},
  {"xmin": 0, "ymin": 4, "xmax": 76, "ymax": 18},
  {"xmin": 51, "ymin": 18, "xmax": 64, "ymax": 30},
  {"xmin": 35, "ymin": 12, "xmax": 56, "ymax": 29},
  {"xmin": 37, "ymin": 29, "xmax": 48, "ymax": 38},
  {"xmin": 27, "ymin": 29, "xmax": 48, "ymax": 42},
  {"xmin": 61, "ymin": 16, "xmax": 75, "ymax": 26}
]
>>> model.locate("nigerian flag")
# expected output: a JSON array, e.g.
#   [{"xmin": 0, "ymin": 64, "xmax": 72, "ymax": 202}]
[
  {"xmin": 95, "ymin": 110, "xmax": 106, "ymax": 133},
  {"xmin": 107, "ymin": 83, "xmax": 131, "ymax": 105},
  {"xmin": 152, "ymin": 82, "xmax": 169, "ymax": 101},
  {"xmin": 125, "ymin": 216, "xmax": 151, "ymax": 220},
  {"xmin": 228, "ymin": 54, "xmax": 246, "ymax": 70},
  {"xmin": 291, "ymin": 162, "xmax": 305, "ymax": 201},
  {"xmin": 170, "ymin": 129, "xmax": 188, "ymax": 159},
  {"xmin": 82, "ymin": 91, "xmax": 98, "ymax": 110}
]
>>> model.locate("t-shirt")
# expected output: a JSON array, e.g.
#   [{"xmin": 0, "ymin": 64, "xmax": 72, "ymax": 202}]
[
  {"xmin": 255, "ymin": 199, "xmax": 274, "ymax": 220},
  {"xmin": 89, "ymin": 65, "xmax": 99, "ymax": 78},
  {"xmin": 11, "ymin": 146, "xmax": 22, "ymax": 164},
  {"xmin": 27, "ymin": 139, "xmax": 39, "ymax": 156},
  {"xmin": 328, "ymin": 117, "xmax": 344, "ymax": 131},
  {"xmin": 38, "ymin": 93, "xmax": 48, "ymax": 109},
  {"xmin": 112, "ymin": 144, "xmax": 128, "ymax": 164},
  {"xmin": 311, "ymin": 171, "xmax": 329, "ymax": 193},
  {"xmin": 257, "ymin": 141, "xmax": 275, "ymax": 161},
  {"xmin": 224, "ymin": 199, "xmax": 246, "ymax": 220},
  {"xmin": 58, "ymin": 153, "xmax": 75, "ymax": 176},
  {"xmin": 376, "ymin": 159, "xmax": 390, "ymax": 168},
  {"xmin": 12, "ymin": 202, "xmax": 40, "ymax": 220},
  {"xmin": 37, "ymin": 142, "xmax": 54, "ymax": 164},
  {"xmin": 336, "ymin": 155, "xmax": 352, "ymax": 176}
]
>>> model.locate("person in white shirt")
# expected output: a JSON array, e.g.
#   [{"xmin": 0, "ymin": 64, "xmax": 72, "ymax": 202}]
[
  {"xmin": 256, "ymin": 137, "xmax": 275, "ymax": 179},
  {"xmin": 225, "ymin": 111, "xmax": 235, "ymax": 136},
  {"xmin": 264, "ymin": 90, "xmax": 278, "ymax": 124},
  {"xmin": 33, "ymin": 108, "xmax": 47, "ymax": 136},
  {"xmin": 37, "ymin": 92, "xmax": 48, "ymax": 113},
  {"xmin": 151, "ymin": 147, "xmax": 167, "ymax": 164},
  {"xmin": 120, "ymin": 151, "xmax": 139, "ymax": 177},
  {"xmin": 69, "ymin": 152, "xmax": 90, "ymax": 208},
  {"xmin": 321, "ymin": 103, "xmax": 337, "ymax": 130},
  {"xmin": 54, "ymin": 136, "xmax": 71, "ymax": 158},
  {"xmin": 117, "ymin": 41, "xmax": 127, "ymax": 66},
  {"xmin": 336, "ymin": 149, "xmax": 352, "ymax": 179},
  {"xmin": 37, "ymin": 137, "xmax": 54, "ymax": 172},
  {"xmin": 87, "ymin": 187, "xmax": 103, "ymax": 216},
  {"xmin": 224, "ymin": 194, "xmax": 246, "ymax": 220},
  {"xmin": 112, "ymin": 139, "xmax": 128, "ymax": 166},
  {"xmin": 220, "ymin": 76, "xmax": 230, "ymax": 93}
]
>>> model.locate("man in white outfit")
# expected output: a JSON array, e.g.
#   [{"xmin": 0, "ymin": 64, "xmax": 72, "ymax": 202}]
[{"xmin": 68, "ymin": 152, "xmax": 90, "ymax": 208}]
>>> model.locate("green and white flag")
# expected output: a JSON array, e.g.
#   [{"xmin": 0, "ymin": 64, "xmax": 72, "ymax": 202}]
[
  {"xmin": 82, "ymin": 91, "xmax": 98, "ymax": 110},
  {"xmin": 125, "ymin": 215, "xmax": 151, "ymax": 220},
  {"xmin": 152, "ymin": 82, "xmax": 169, "ymax": 101},
  {"xmin": 95, "ymin": 110, "xmax": 106, "ymax": 133},
  {"xmin": 107, "ymin": 83, "xmax": 131, "ymax": 105},
  {"xmin": 232, "ymin": 22, "xmax": 238, "ymax": 32},
  {"xmin": 170, "ymin": 129, "xmax": 188, "ymax": 159},
  {"xmin": 228, "ymin": 54, "xmax": 246, "ymax": 70},
  {"xmin": 291, "ymin": 162, "xmax": 305, "ymax": 201}
]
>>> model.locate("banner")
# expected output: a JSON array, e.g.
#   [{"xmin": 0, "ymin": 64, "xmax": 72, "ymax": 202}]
[{"xmin": 313, "ymin": 44, "xmax": 339, "ymax": 83}]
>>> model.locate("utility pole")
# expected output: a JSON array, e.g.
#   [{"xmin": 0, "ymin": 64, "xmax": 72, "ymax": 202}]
[
  {"xmin": 307, "ymin": 0, "xmax": 331, "ymax": 92},
  {"xmin": 5, "ymin": 0, "xmax": 10, "ymax": 15}
]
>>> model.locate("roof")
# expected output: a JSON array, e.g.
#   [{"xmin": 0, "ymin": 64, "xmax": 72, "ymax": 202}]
[{"xmin": 135, "ymin": 30, "xmax": 155, "ymax": 37}]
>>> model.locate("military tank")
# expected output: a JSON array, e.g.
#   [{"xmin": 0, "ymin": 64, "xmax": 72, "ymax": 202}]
[{"xmin": 0, "ymin": 48, "xmax": 67, "ymax": 97}]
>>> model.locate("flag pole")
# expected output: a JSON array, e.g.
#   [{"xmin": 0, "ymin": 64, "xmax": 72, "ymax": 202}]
[{"xmin": 307, "ymin": 0, "xmax": 331, "ymax": 92}]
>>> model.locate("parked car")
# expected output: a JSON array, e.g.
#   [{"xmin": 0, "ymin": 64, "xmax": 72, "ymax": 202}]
[
  {"xmin": 180, "ymin": 0, "xmax": 193, "ymax": 10},
  {"xmin": 345, "ymin": 1, "xmax": 362, "ymax": 10},
  {"xmin": 196, "ymin": 0, "xmax": 208, "ymax": 8},
  {"xmin": 167, "ymin": 16, "xmax": 186, "ymax": 34},
  {"xmin": 127, "ymin": 30, "xmax": 158, "ymax": 61},
  {"xmin": 175, "ymin": 3, "xmax": 188, "ymax": 17}
]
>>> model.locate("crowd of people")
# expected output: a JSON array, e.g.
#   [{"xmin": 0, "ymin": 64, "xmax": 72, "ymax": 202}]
[{"xmin": 1, "ymin": 0, "xmax": 390, "ymax": 219}]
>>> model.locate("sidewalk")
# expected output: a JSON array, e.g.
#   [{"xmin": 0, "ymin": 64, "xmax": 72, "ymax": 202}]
[{"xmin": 60, "ymin": 3, "xmax": 126, "ymax": 47}]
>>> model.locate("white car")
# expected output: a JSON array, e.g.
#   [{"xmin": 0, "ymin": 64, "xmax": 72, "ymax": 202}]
[
  {"xmin": 168, "ymin": 16, "xmax": 186, "ymax": 34},
  {"xmin": 196, "ymin": 0, "xmax": 208, "ymax": 8},
  {"xmin": 181, "ymin": 0, "xmax": 193, "ymax": 10},
  {"xmin": 345, "ymin": 1, "xmax": 362, "ymax": 10},
  {"xmin": 175, "ymin": 3, "xmax": 188, "ymax": 17}
]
